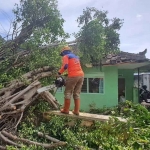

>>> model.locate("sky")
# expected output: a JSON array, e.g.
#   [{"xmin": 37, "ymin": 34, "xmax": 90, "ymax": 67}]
[{"xmin": 0, "ymin": 0, "xmax": 150, "ymax": 58}]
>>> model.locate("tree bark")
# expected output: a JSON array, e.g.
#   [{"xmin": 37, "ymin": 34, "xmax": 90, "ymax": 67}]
[
  {"xmin": 1, "ymin": 131, "xmax": 66, "ymax": 149},
  {"xmin": 0, "ymin": 66, "xmax": 63, "ymax": 148}
]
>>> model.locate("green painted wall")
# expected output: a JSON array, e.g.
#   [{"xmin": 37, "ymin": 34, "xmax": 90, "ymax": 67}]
[
  {"xmin": 55, "ymin": 66, "xmax": 118, "ymax": 112},
  {"xmin": 118, "ymin": 69, "xmax": 134, "ymax": 101},
  {"xmin": 133, "ymin": 87, "xmax": 139, "ymax": 103}
]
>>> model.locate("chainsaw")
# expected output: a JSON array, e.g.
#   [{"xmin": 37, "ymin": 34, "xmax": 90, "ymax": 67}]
[{"xmin": 37, "ymin": 76, "xmax": 65, "ymax": 94}]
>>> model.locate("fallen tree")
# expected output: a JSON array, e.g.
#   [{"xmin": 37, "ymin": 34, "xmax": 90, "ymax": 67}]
[
  {"xmin": 0, "ymin": 66, "xmax": 65, "ymax": 149},
  {"xmin": 0, "ymin": 0, "xmax": 67, "ymax": 75}
]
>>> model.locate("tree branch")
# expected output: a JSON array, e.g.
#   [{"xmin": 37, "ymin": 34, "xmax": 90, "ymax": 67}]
[{"xmin": 2, "ymin": 131, "xmax": 66, "ymax": 149}]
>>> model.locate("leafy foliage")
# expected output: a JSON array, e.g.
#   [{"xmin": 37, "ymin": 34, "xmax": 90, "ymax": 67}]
[
  {"xmin": 5, "ymin": 101, "xmax": 150, "ymax": 150},
  {"xmin": 76, "ymin": 7, "xmax": 123, "ymax": 65},
  {"xmin": 0, "ymin": 46, "xmax": 61, "ymax": 88},
  {"xmin": 90, "ymin": 100, "xmax": 150, "ymax": 128},
  {"xmin": 1, "ymin": 3, "xmax": 147, "ymax": 150},
  {"xmin": 12, "ymin": 0, "xmax": 66, "ymax": 46},
  {"xmin": 0, "ymin": 0, "xmax": 67, "ymax": 87},
  {"xmin": 0, "ymin": 35, "xmax": 5, "ymax": 46}
]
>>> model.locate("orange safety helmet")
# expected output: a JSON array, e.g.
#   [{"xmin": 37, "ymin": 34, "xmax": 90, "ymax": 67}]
[{"xmin": 61, "ymin": 46, "xmax": 71, "ymax": 52}]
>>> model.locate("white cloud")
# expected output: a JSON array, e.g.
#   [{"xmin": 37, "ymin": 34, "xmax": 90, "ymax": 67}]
[
  {"xmin": 136, "ymin": 14, "xmax": 142, "ymax": 18},
  {"xmin": 136, "ymin": 14, "xmax": 142, "ymax": 21},
  {"xmin": 58, "ymin": 0, "xmax": 92, "ymax": 10}
]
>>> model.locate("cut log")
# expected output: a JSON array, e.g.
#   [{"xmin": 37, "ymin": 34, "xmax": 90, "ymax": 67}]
[
  {"xmin": 1, "ymin": 131, "xmax": 66, "ymax": 149},
  {"xmin": 0, "ymin": 66, "xmax": 65, "ymax": 148},
  {"xmin": 0, "ymin": 66, "xmax": 54, "ymax": 99},
  {"xmin": 43, "ymin": 111, "xmax": 95, "ymax": 127},
  {"xmin": 40, "ymin": 91, "xmax": 61, "ymax": 109},
  {"xmin": 141, "ymin": 102, "xmax": 150, "ymax": 107},
  {"xmin": 48, "ymin": 111, "xmax": 127, "ymax": 122},
  {"xmin": 0, "ymin": 132, "xmax": 21, "ymax": 147},
  {"xmin": 37, "ymin": 132, "xmax": 65, "ymax": 143},
  {"xmin": 0, "ymin": 81, "xmax": 41, "ymax": 112},
  {"xmin": 0, "ymin": 81, "xmax": 42, "ymax": 132},
  {"xmin": 0, "ymin": 145, "xmax": 6, "ymax": 150}
]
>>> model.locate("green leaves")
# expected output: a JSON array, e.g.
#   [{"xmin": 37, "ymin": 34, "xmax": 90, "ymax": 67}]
[
  {"xmin": 9, "ymin": 100, "xmax": 150, "ymax": 150},
  {"xmin": 13, "ymin": 0, "xmax": 66, "ymax": 43},
  {"xmin": 76, "ymin": 7, "xmax": 123, "ymax": 65},
  {"xmin": 0, "ymin": 0, "xmax": 67, "ymax": 86},
  {"xmin": 78, "ymin": 19, "xmax": 105, "ymax": 64}
]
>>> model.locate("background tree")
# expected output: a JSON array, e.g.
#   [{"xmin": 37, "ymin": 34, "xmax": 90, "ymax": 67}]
[
  {"xmin": 0, "ymin": 0, "xmax": 68, "ymax": 85},
  {"xmin": 0, "ymin": 35, "xmax": 5, "ymax": 46},
  {"xmin": 0, "ymin": 35, "xmax": 5, "ymax": 60},
  {"xmin": 1, "ymin": 0, "xmax": 66, "ymax": 52},
  {"xmin": 75, "ymin": 7, "xmax": 124, "ymax": 65}
]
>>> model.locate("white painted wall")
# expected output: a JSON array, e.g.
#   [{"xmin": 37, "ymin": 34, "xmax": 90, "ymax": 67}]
[{"xmin": 134, "ymin": 73, "xmax": 150, "ymax": 91}]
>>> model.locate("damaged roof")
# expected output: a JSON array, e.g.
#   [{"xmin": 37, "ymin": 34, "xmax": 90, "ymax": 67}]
[
  {"xmin": 69, "ymin": 42, "xmax": 149, "ymax": 66},
  {"xmin": 101, "ymin": 49, "xmax": 149, "ymax": 65}
]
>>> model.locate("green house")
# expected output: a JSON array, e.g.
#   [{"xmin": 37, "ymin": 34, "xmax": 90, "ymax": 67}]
[{"xmin": 56, "ymin": 49, "xmax": 150, "ymax": 111}]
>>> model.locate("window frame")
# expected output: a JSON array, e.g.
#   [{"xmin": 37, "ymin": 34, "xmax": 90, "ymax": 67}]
[
  {"xmin": 81, "ymin": 74, "xmax": 105, "ymax": 94},
  {"xmin": 56, "ymin": 74, "xmax": 105, "ymax": 94}
]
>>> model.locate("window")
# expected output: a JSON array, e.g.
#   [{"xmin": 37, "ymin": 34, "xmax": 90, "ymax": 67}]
[
  {"xmin": 89, "ymin": 78, "xmax": 104, "ymax": 93},
  {"xmin": 81, "ymin": 78, "xmax": 87, "ymax": 93},
  {"xmin": 81, "ymin": 77, "xmax": 104, "ymax": 93}
]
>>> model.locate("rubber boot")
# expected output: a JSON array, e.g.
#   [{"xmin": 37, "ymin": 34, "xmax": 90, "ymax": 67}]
[
  {"xmin": 60, "ymin": 99, "xmax": 70, "ymax": 114},
  {"xmin": 72, "ymin": 99, "xmax": 80, "ymax": 115}
]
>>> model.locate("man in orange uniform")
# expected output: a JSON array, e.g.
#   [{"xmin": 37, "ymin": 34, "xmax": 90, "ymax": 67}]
[{"xmin": 58, "ymin": 46, "xmax": 84, "ymax": 115}]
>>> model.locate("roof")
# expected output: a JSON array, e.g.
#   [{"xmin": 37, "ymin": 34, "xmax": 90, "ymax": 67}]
[
  {"xmin": 68, "ymin": 41, "xmax": 149, "ymax": 68},
  {"xmin": 101, "ymin": 49, "xmax": 149, "ymax": 65}
]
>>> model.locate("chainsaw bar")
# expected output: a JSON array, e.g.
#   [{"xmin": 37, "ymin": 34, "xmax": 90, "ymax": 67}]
[{"xmin": 37, "ymin": 84, "xmax": 56, "ymax": 94}]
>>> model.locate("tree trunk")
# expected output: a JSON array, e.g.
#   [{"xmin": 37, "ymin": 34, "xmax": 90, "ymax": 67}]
[{"xmin": 0, "ymin": 66, "xmax": 63, "ymax": 149}]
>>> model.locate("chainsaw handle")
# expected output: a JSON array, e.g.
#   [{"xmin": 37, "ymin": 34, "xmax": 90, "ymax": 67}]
[{"xmin": 55, "ymin": 76, "xmax": 65, "ymax": 88}]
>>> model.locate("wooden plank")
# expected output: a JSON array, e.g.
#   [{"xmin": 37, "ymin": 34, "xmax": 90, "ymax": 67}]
[
  {"xmin": 50, "ymin": 111, "xmax": 127, "ymax": 122},
  {"xmin": 141, "ymin": 102, "xmax": 150, "ymax": 107}
]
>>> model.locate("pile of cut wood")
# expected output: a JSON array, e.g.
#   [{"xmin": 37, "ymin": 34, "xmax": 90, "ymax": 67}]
[{"xmin": 0, "ymin": 66, "xmax": 66, "ymax": 149}]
